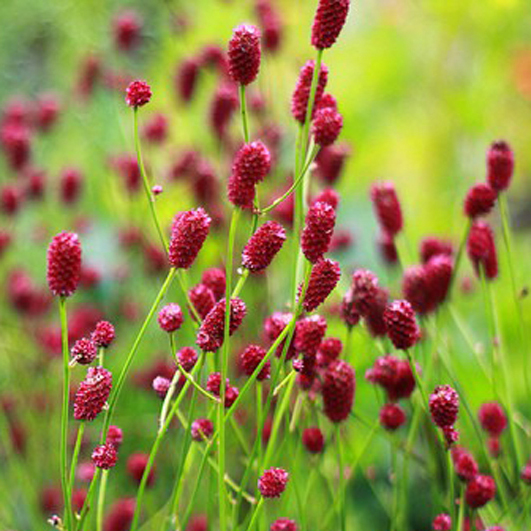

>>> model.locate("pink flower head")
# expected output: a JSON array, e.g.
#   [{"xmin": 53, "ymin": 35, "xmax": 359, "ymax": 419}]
[
  {"xmin": 228, "ymin": 24, "xmax": 261, "ymax": 86},
  {"xmin": 125, "ymin": 80, "xmax": 152, "ymax": 108},
  {"xmin": 169, "ymin": 208, "xmax": 211, "ymax": 269},
  {"xmin": 311, "ymin": 0, "xmax": 350, "ymax": 50},
  {"xmin": 47, "ymin": 232, "xmax": 82, "ymax": 297}
]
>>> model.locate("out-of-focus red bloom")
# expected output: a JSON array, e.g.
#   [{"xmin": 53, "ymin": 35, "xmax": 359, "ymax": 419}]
[
  {"xmin": 383, "ymin": 300, "xmax": 420, "ymax": 350},
  {"xmin": 60, "ymin": 167, "xmax": 83, "ymax": 205},
  {"xmin": 103, "ymin": 498, "xmax": 135, "ymax": 531},
  {"xmin": 467, "ymin": 221, "xmax": 498, "ymax": 280},
  {"xmin": 322, "ymin": 359, "xmax": 355, "ymax": 423},
  {"xmin": 487, "ymin": 141, "xmax": 514, "ymax": 192},
  {"xmin": 370, "ymin": 182, "xmax": 403, "ymax": 237},
  {"xmin": 176, "ymin": 57, "xmax": 200, "ymax": 103},
  {"xmin": 420, "ymin": 236, "xmax": 454, "ymax": 264},
  {"xmin": 210, "ymin": 83, "xmax": 238, "ymax": 141},
  {"xmin": 302, "ymin": 426, "xmax": 325, "ymax": 453},
  {"xmin": 478, "ymin": 402, "xmax": 507, "ymax": 437},
  {"xmin": 114, "ymin": 10, "xmax": 142, "ymax": 52},
  {"xmin": 256, "ymin": 0, "xmax": 283, "ymax": 53},
  {"xmin": 365, "ymin": 355, "xmax": 416, "ymax": 402},
  {"xmin": 464, "ymin": 183, "xmax": 497, "ymax": 219},
  {"xmin": 291, "ymin": 60, "xmax": 328, "ymax": 124},
  {"xmin": 201, "ymin": 268, "xmax": 226, "ymax": 301},
  {"xmin": 189, "ymin": 284, "xmax": 216, "ymax": 321},
  {"xmin": 379, "ymin": 403, "xmax": 406, "ymax": 431},
  {"xmin": 465, "ymin": 475, "xmax": 496, "ymax": 508},
  {"xmin": 127, "ymin": 453, "xmax": 155, "ymax": 486},
  {"xmin": 315, "ymin": 143, "xmax": 350, "ymax": 184}
]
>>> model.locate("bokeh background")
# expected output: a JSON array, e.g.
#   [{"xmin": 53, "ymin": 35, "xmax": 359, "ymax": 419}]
[{"xmin": 1, "ymin": 0, "xmax": 531, "ymax": 529}]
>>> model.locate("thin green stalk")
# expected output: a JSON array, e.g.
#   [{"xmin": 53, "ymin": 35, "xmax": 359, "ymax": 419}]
[
  {"xmin": 100, "ymin": 268, "xmax": 176, "ymax": 439},
  {"xmin": 96, "ymin": 471, "xmax": 108, "ymax": 531},
  {"xmin": 245, "ymin": 497, "xmax": 264, "ymax": 531},
  {"xmin": 59, "ymin": 296, "xmax": 73, "ymax": 531},
  {"xmin": 133, "ymin": 107, "xmax": 167, "ymax": 251},
  {"xmin": 77, "ymin": 468, "xmax": 101, "ymax": 531},
  {"xmin": 336, "ymin": 426, "xmax": 346, "ymax": 531},
  {"xmin": 219, "ymin": 208, "xmax": 241, "ymax": 531},
  {"xmin": 260, "ymin": 145, "xmax": 320, "ymax": 215},
  {"xmin": 456, "ymin": 485, "xmax": 465, "ymax": 531},
  {"xmin": 68, "ymin": 422, "xmax": 85, "ymax": 511},
  {"xmin": 239, "ymin": 84, "xmax": 250, "ymax": 143},
  {"xmin": 446, "ymin": 450, "xmax": 455, "ymax": 521},
  {"xmin": 232, "ymin": 269, "xmax": 249, "ymax": 298},
  {"xmin": 129, "ymin": 359, "xmax": 203, "ymax": 531},
  {"xmin": 448, "ymin": 219, "xmax": 472, "ymax": 299}
]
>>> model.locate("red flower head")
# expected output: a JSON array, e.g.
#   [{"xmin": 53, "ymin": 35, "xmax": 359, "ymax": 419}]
[
  {"xmin": 91, "ymin": 321, "xmax": 115, "ymax": 349},
  {"xmin": 92, "ymin": 443, "xmax": 118, "ymax": 470},
  {"xmin": 302, "ymin": 426, "xmax": 325, "ymax": 454},
  {"xmin": 464, "ymin": 183, "xmax": 497, "ymax": 219},
  {"xmin": 311, "ymin": 0, "xmax": 350, "ymax": 50},
  {"xmin": 365, "ymin": 355, "xmax": 416, "ymax": 401},
  {"xmin": 315, "ymin": 143, "xmax": 349, "ymax": 184},
  {"xmin": 264, "ymin": 311, "xmax": 296, "ymax": 360},
  {"xmin": 317, "ymin": 337, "xmax": 342, "ymax": 367},
  {"xmin": 228, "ymin": 24, "xmax": 261, "ymax": 86},
  {"xmin": 256, "ymin": 0, "xmax": 284, "ymax": 53},
  {"xmin": 176, "ymin": 57, "xmax": 200, "ymax": 103},
  {"xmin": 339, "ymin": 288, "xmax": 361, "ymax": 327},
  {"xmin": 228, "ymin": 141, "xmax": 272, "ymax": 210},
  {"xmin": 432, "ymin": 514, "xmax": 452, "ymax": 531},
  {"xmin": 189, "ymin": 284, "xmax": 216, "ymax": 321},
  {"xmin": 127, "ymin": 453, "xmax": 155, "ymax": 486},
  {"xmin": 152, "ymin": 376, "xmax": 170, "ymax": 399},
  {"xmin": 322, "ymin": 359, "xmax": 355, "ymax": 423},
  {"xmin": 71, "ymin": 338, "xmax": 98, "ymax": 365},
  {"xmin": 465, "ymin": 475, "xmax": 496, "ymax": 508},
  {"xmin": 270, "ymin": 518, "xmax": 297, "ymax": 531},
  {"xmin": 210, "ymin": 83, "xmax": 238, "ymax": 140},
  {"xmin": 371, "ymin": 182, "xmax": 403, "ymax": 237},
  {"xmin": 47, "ymin": 232, "xmax": 82, "ymax": 297},
  {"xmin": 125, "ymin": 80, "xmax": 151, "ymax": 108},
  {"xmin": 478, "ymin": 402, "xmax": 507, "ymax": 437},
  {"xmin": 157, "ymin": 303, "xmax": 184, "ymax": 333},
  {"xmin": 312, "ymin": 107, "xmax": 343, "ymax": 147},
  {"xmin": 467, "ymin": 221, "xmax": 498, "ymax": 280},
  {"xmin": 379, "ymin": 403, "xmax": 406, "ymax": 431},
  {"xmin": 74, "ymin": 367, "xmax": 112, "ymax": 421},
  {"xmin": 191, "ymin": 418, "xmax": 214, "ymax": 442},
  {"xmin": 419, "ymin": 236, "xmax": 454, "ymax": 264},
  {"xmin": 242, "ymin": 220, "xmax": 286, "ymax": 272},
  {"xmin": 377, "ymin": 231, "xmax": 399, "ymax": 266},
  {"xmin": 142, "ymin": 113, "xmax": 168, "ymax": 144},
  {"xmin": 114, "ymin": 10, "xmax": 142, "ymax": 52},
  {"xmin": 107, "ymin": 425, "xmax": 123, "ymax": 449},
  {"xmin": 60, "ymin": 167, "xmax": 83, "ymax": 205},
  {"xmin": 169, "ymin": 208, "xmax": 212, "ymax": 269},
  {"xmin": 239, "ymin": 344, "xmax": 270, "ymax": 381},
  {"xmin": 350, "ymin": 269, "xmax": 381, "ymax": 316},
  {"xmin": 300, "ymin": 258, "xmax": 341, "ymax": 312},
  {"xmin": 429, "ymin": 385, "xmax": 459, "ymax": 429},
  {"xmin": 312, "ymin": 188, "xmax": 340, "ymax": 210},
  {"xmin": 1, "ymin": 122, "xmax": 31, "ymax": 170},
  {"xmin": 201, "ymin": 268, "xmax": 226, "ymax": 301},
  {"xmin": 294, "ymin": 315, "xmax": 327, "ymax": 356},
  {"xmin": 383, "ymin": 300, "xmax": 420, "ymax": 350},
  {"xmin": 487, "ymin": 140, "xmax": 514, "ymax": 192},
  {"xmin": 196, "ymin": 298, "xmax": 246, "ymax": 352},
  {"xmin": 425, "ymin": 254, "xmax": 453, "ymax": 307},
  {"xmin": 176, "ymin": 346, "xmax": 198, "ymax": 372},
  {"xmin": 291, "ymin": 60, "xmax": 329, "ymax": 124},
  {"xmin": 402, "ymin": 265, "xmax": 434, "ymax": 315},
  {"xmin": 301, "ymin": 201, "xmax": 336, "ymax": 263},
  {"xmin": 103, "ymin": 498, "xmax": 135, "ymax": 531},
  {"xmin": 451, "ymin": 447, "xmax": 479, "ymax": 482},
  {"xmin": 258, "ymin": 467, "xmax": 289, "ymax": 498}
]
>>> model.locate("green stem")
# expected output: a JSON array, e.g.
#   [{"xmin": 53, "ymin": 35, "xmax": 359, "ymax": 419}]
[
  {"xmin": 133, "ymin": 107, "xmax": 167, "ymax": 251},
  {"xmin": 69, "ymin": 422, "xmax": 85, "ymax": 512},
  {"xmin": 96, "ymin": 470, "xmax": 108, "ymax": 531},
  {"xmin": 219, "ymin": 208, "xmax": 241, "ymax": 531},
  {"xmin": 59, "ymin": 296, "xmax": 73, "ymax": 531},
  {"xmin": 245, "ymin": 497, "xmax": 264, "ymax": 531},
  {"xmin": 239, "ymin": 84, "xmax": 250, "ymax": 143},
  {"xmin": 447, "ymin": 449, "xmax": 455, "ymax": 521},
  {"xmin": 232, "ymin": 269, "xmax": 250, "ymax": 298},
  {"xmin": 76, "ymin": 468, "xmax": 101, "ymax": 531},
  {"xmin": 448, "ymin": 219, "xmax": 471, "ymax": 299},
  {"xmin": 456, "ymin": 484, "xmax": 465, "ymax": 531},
  {"xmin": 336, "ymin": 425, "xmax": 346, "ymax": 531}
]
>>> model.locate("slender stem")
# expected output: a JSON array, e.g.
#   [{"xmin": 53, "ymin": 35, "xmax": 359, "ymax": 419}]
[
  {"xmin": 219, "ymin": 208, "xmax": 240, "ymax": 531},
  {"xmin": 245, "ymin": 497, "xmax": 264, "ymax": 531},
  {"xmin": 101, "ymin": 268, "xmax": 176, "ymax": 439},
  {"xmin": 76, "ymin": 468, "xmax": 101, "ymax": 531},
  {"xmin": 448, "ymin": 219, "xmax": 471, "ymax": 299},
  {"xmin": 96, "ymin": 471, "xmax": 108, "ymax": 531},
  {"xmin": 260, "ymin": 145, "xmax": 320, "ymax": 215},
  {"xmin": 159, "ymin": 368, "xmax": 180, "ymax": 433},
  {"xmin": 239, "ymin": 84, "xmax": 250, "ymax": 143},
  {"xmin": 405, "ymin": 350, "xmax": 429, "ymax": 410},
  {"xmin": 59, "ymin": 296, "xmax": 73, "ymax": 531},
  {"xmin": 231, "ymin": 269, "xmax": 250, "ymax": 299},
  {"xmin": 336, "ymin": 425, "xmax": 346, "ymax": 531},
  {"xmin": 178, "ymin": 363, "xmax": 219, "ymax": 403},
  {"xmin": 133, "ymin": 107, "xmax": 167, "ymax": 251},
  {"xmin": 176, "ymin": 270, "xmax": 202, "ymax": 324},
  {"xmin": 68, "ymin": 422, "xmax": 85, "ymax": 512},
  {"xmin": 447, "ymin": 449, "xmax": 455, "ymax": 521},
  {"xmin": 456, "ymin": 484, "xmax": 465, "ymax": 531}
]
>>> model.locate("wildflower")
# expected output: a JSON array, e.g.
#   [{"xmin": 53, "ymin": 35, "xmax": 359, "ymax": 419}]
[
  {"xmin": 191, "ymin": 418, "xmax": 214, "ymax": 441},
  {"xmin": 189, "ymin": 284, "xmax": 216, "ymax": 320},
  {"xmin": 294, "ymin": 315, "xmax": 327, "ymax": 356},
  {"xmin": 239, "ymin": 345, "xmax": 270, "ymax": 381},
  {"xmin": 379, "ymin": 403, "xmax": 406, "ymax": 431},
  {"xmin": 176, "ymin": 347, "xmax": 198, "ymax": 372},
  {"xmin": 291, "ymin": 60, "xmax": 329, "ymax": 123},
  {"xmin": 429, "ymin": 385, "xmax": 459, "ymax": 429},
  {"xmin": 420, "ymin": 236, "xmax": 454, "ymax": 264},
  {"xmin": 114, "ymin": 9, "xmax": 142, "ymax": 51},
  {"xmin": 317, "ymin": 337, "xmax": 342, "ymax": 367},
  {"xmin": 107, "ymin": 425, "xmax": 123, "ymax": 449},
  {"xmin": 71, "ymin": 338, "xmax": 98, "ymax": 365},
  {"xmin": 242, "ymin": 221, "xmax": 286, "ymax": 272},
  {"xmin": 270, "ymin": 518, "xmax": 297, "ymax": 531},
  {"xmin": 487, "ymin": 140, "xmax": 514, "ymax": 192},
  {"xmin": 228, "ymin": 24, "xmax": 261, "ymax": 85},
  {"xmin": 258, "ymin": 467, "xmax": 289, "ymax": 498},
  {"xmin": 465, "ymin": 475, "xmax": 496, "ymax": 508},
  {"xmin": 47, "ymin": 232, "xmax": 82, "ymax": 297},
  {"xmin": 176, "ymin": 57, "xmax": 200, "ymax": 102},
  {"xmin": 201, "ymin": 268, "xmax": 226, "ymax": 300},
  {"xmin": 301, "ymin": 201, "xmax": 336, "ymax": 263},
  {"xmin": 339, "ymin": 288, "xmax": 361, "ymax": 327},
  {"xmin": 301, "ymin": 259, "xmax": 341, "ymax": 312},
  {"xmin": 73, "ymin": 367, "xmax": 112, "ymax": 421},
  {"xmin": 92, "ymin": 444, "xmax": 118, "ymax": 470},
  {"xmin": 467, "ymin": 221, "xmax": 498, "ymax": 280},
  {"xmin": 152, "ymin": 376, "xmax": 171, "ymax": 399},
  {"xmin": 157, "ymin": 303, "xmax": 184, "ymax": 333},
  {"xmin": 464, "ymin": 183, "xmax": 497, "ymax": 219},
  {"xmin": 451, "ymin": 447, "xmax": 479, "ymax": 482},
  {"xmin": 383, "ymin": 300, "xmax": 420, "ymax": 350},
  {"xmin": 125, "ymin": 80, "xmax": 152, "ymax": 108},
  {"xmin": 365, "ymin": 355, "xmax": 416, "ymax": 401},
  {"xmin": 322, "ymin": 359, "xmax": 355, "ymax": 422},
  {"xmin": 432, "ymin": 514, "xmax": 452, "ymax": 531},
  {"xmin": 127, "ymin": 453, "xmax": 155, "ymax": 486},
  {"xmin": 60, "ymin": 167, "xmax": 83, "ymax": 205},
  {"xmin": 312, "ymin": 107, "xmax": 343, "ymax": 146},
  {"xmin": 103, "ymin": 498, "xmax": 135, "ymax": 531},
  {"xmin": 478, "ymin": 402, "xmax": 507, "ymax": 437},
  {"xmin": 311, "ymin": 0, "xmax": 350, "ymax": 49},
  {"xmin": 370, "ymin": 182, "xmax": 403, "ymax": 237},
  {"xmin": 91, "ymin": 321, "xmax": 115, "ymax": 348},
  {"xmin": 302, "ymin": 427, "xmax": 325, "ymax": 454}
]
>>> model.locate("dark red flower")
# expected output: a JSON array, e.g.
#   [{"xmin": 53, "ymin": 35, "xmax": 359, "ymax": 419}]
[
  {"xmin": 258, "ymin": 467, "xmax": 289, "ymax": 498},
  {"xmin": 315, "ymin": 143, "xmax": 349, "ymax": 184},
  {"xmin": 103, "ymin": 498, "xmax": 135, "ymax": 531},
  {"xmin": 91, "ymin": 321, "xmax": 115, "ymax": 349},
  {"xmin": 452, "ymin": 447, "xmax": 479, "ymax": 482},
  {"xmin": 256, "ymin": 0, "xmax": 283, "ymax": 53},
  {"xmin": 157, "ymin": 303, "xmax": 184, "ymax": 333},
  {"xmin": 339, "ymin": 288, "xmax": 361, "ymax": 327},
  {"xmin": 228, "ymin": 24, "xmax": 261, "ymax": 85},
  {"xmin": 379, "ymin": 403, "xmax": 406, "ymax": 431},
  {"xmin": 301, "ymin": 258, "xmax": 341, "ymax": 312},
  {"xmin": 92, "ymin": 443, "xmax": 118, "ymax": 470},
  {"xmin": 176, "ymin": 57, "xmax": 200, "ymax": 103},
  {"xmin": 47, "ymin": 232, "xmax": 82, "ymax": 297},
  {"xmin": 188, "ymin": 284, "xmax": 216, "ymax": 321},
  {"xmin": 242, "ymin": 221, "xmax": 286, "ymax": 272},
  {"xmin": 176, "ymin": 347, "xmax": 198, "ymax": 372},
  {"xmin": 432, "ymin": 513, "xmax": 452, "ymax": 531},
  {"xmin": 371, "ymin": 182, "xmax": 403, "ymax": 237},
  {"xmin": 302, "ymin": 426, "xmax": 325, "ymax": 453},
  {"xmin": 464, "ymin": 183, "xmax": 497, "ymax": 219},
  {"xmin": 365, "ymin": 355, "xmax": 416, "ymax": 401},
  {"xmin": 114, "ymin": 10, "xmax": 142, "ymax": 52},
  {"xmin": 301, "ymin": 201, "xmax": 336, "ymax": 263},
  {"xmin": 263, "ymin": 311, "xmax": 296, "ymax": 360},
  {"xmin": 210, "ymin": 83, "xmax": 238, "ymax": 140},
  {"xmin": 294, "ymin": 315, "xmax": 327, "ymax": 356},
  {"xmin": 311, "ymin": 0, "xmax": 350, "ymax": 49},
  {"xmin": 383, "ymin": 300, "xmax": 420, "ymax": 350},
  {"xmin": 201, "ymin": 268, "xmax": 226, "ymax": 301},
  {"xmin": 152, "ymin": 376, "xmax": 171, "ymax": 399},
  {"xmin": 71, "ymin": 338, "xmax": 98, "ymax": 365},
  {"xmin": 478, "ymin": 402, "xmax": 507, "ymax": 437},
  {"xmin": 196, "ymin": 298, "xmax": 247, "ymax": 352},
  {"xmin": 127, "ymin": 453, "xmax": 155, "ymax": 486},
  {"xmin": 487, "ymin": 141, "xmax": 514, "ymax": 192},
  {"xmin": 467, "ymin": 221, "xmax": 498, "ymax": 280},
  {"xmin": 106, "ymin": 425, "xmax": 123, "ymax": 449},
  {"xmin": 322, "ymin": 359, "xmax": 355, "ymax": 423},
  {"xmin": 377, "ymin": 231, "xmax": 399, "ymax": 266},
  {"xmin": 420, "ymin": 236, "xmax": 454, "ymax": 264},
  {"xmin": 291, "ymin": 60, "xmax": 329, "ymax": 124},
  {"xmin": 60, "ymin": 167, "xmax": 83, "ymax": 205},
  {"xmin": 191, "ymin": 418, "xmax": 214, "ymax": 441},
  {"xmin": 239, "ymin": 344, "xmax": 270, "ymax": 381},
  {"xmin": 125, "ymin": 80, "xmax": 152, "ymax": 108},
  {"xmin": 312, "ymin": 107, "xmax": 343, "ymax": 146},
  {"xmin": 317, "ymin": 337, "xmax": 342, "ymax": 367},
  {"xmin": 169, "ymin": 208, "xmax": 212, "ymax": 269},
  {"xmin": 142, "ymin": 113, "xmax": 168, "ymax": 144},
  {"xmin": 465, "ymin": 475, "xmax": 496, "ymax": 508},
  {"xmin": 429, "ymin": 385, "xmax": 459, "ymax": 429},
  {"xmin": 73, "ymin": 367, "xmax": 112, "ymax": 421}
]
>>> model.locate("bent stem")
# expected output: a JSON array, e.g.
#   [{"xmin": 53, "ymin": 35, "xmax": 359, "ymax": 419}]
[
  {"xmin": 59, "ymin": 296, "xmax": 73, "ymax": 531},
  {"xmin": 219, "ymin": 208, "xmax": 241, "ymax": 531},
  {"xmin": 133, "ymin": 107, "xmax": 167, "ymax": 251}
]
